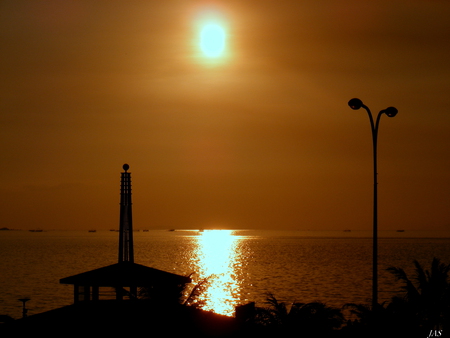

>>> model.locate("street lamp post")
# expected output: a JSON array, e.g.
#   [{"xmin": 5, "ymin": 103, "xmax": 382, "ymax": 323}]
[
  {"xmin": 18, "ymin": 298, "xmax": 30, "ymax": 318},
  {"xmin": 348, "ymin": 98, "xmax": 398, "ymax": 309}
]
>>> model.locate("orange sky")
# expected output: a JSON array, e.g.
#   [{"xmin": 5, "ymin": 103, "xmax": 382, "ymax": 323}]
[{"xmin": 1, "ymin": 0, "xmax": 449, "ymax": 231}]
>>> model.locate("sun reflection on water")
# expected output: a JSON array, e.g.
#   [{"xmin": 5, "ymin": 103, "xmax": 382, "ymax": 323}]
[{"xmin": 192, "ymin": 229, "xmax": 241, "ymax": 316}]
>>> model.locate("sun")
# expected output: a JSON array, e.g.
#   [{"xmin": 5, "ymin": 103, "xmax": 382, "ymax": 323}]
[{"xmin": 200, "ymin": 23, "xmax": 226, "ymax": 58}]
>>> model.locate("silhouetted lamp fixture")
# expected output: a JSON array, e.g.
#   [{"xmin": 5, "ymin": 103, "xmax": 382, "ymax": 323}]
[
  {"xmin": 18, "ymin": 298, "xmax": 30, "ymax": 318},
  {"xmin": 348, "ymin": 98, "xmax": 398, "ymax": 309}
]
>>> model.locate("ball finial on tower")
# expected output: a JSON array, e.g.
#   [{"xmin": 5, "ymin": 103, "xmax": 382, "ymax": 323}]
[{"xmin": 123, "ymin": 164, "xmax": 129, "ymax": 172}]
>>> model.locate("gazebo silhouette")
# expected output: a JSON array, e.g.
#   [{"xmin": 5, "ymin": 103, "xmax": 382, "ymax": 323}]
[{"xmin": 60, "ymin": 164, "xmax": 191, "ymax": 303}]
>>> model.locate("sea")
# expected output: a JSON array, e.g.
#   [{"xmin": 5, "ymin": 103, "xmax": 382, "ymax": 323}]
[{"xmin": 1, "ymin": 229, "xmax": 450, "ymax": 319}]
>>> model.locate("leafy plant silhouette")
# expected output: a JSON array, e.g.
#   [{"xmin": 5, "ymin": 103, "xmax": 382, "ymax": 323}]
[
  {"xmin": 386, "ymin": 257, "xmax": 450, "ymax": 330},
  {"xmin": 253, "ymin": 293, "xmax": 344, "ymax": 336}
]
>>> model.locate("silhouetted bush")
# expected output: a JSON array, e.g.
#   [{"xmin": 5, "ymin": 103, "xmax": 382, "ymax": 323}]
[
  {"xmin": 386, "ymin": 257, "xmax": 450, "ymax": 331},
  {"xmin": 249, "ymin": 293, "xmax": 344, "ymax": 337},
  {"xmin": 341, "ymin": 258, "xmax": 450, "ymax": 338}
]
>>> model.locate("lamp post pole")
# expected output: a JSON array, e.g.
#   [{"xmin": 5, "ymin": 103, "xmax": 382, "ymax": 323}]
[
  {"xmin": 18, "ymin": 298, "xmax": 30, "ymax": 318},
  {"xmin": 348, "ymin": 98, "xmax": 398, "ymax": 309}
]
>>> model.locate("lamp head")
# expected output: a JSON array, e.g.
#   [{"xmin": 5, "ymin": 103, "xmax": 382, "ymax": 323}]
[
  {"xmin": 348, "ymin": 98, "xmax": 363, "ymax": 110},
  {"xmin": 382, "ymin": 107, "xmax": 398, "ymax": 117}
]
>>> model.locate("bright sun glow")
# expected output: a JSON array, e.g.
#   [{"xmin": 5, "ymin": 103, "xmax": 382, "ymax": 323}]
[{"xmin": 200, "ymin": 23, "xmax": 226, "ymax": 58}]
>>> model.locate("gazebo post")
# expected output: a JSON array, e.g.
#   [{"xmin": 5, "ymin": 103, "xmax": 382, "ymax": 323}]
[
  {"xmin": 74, "ymin": 285, "xmax": 79, "ymax": 303},
  {"xmin": 83, "ymin": 285, "xmax": 90, "ymax": 301},
  {"xmin": 92, "ymin": 286, "xmax": 99, "ymax": 301}
]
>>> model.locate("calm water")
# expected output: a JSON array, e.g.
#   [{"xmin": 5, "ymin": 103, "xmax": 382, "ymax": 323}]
[{"xmin": 1, "ymin": 229, "xmax": 450, "ymax": 319}]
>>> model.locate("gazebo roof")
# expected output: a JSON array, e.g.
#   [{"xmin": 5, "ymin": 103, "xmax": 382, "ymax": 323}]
[{"xmin": 60, "ymin": 261, "xmax": 191, "ymax": 287}]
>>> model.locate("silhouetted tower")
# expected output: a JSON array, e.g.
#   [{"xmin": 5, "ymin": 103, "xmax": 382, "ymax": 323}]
[
  {"xmin": 118, "ymin": 164, "xmax": 134, "ymax": 263},
  {"xmin": 60, "ymin": 164, "xmax": 191, "ymax": 303}
]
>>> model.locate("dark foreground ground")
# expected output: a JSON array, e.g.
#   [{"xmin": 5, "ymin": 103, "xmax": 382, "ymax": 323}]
[
  {"xmin": 1, "ymin": 300, "xmax": 447, "ymax": 338},
  {"xmin": 1, "ymin": 300, "xmax": 241, "ymax": 337}
]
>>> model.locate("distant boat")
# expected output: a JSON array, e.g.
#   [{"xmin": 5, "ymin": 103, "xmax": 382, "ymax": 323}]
[
  {"xmin": 142, "ymin": 229, "xmax": 149, "ymax": 232},
  {"xmin": 343, "ymin": 230, "xmax": 351, "ymax": 232},
  {"xmin": 109, "ymin": 229, "xmax": 116, "ymax": 232},
  {"xmin": 88, "ymin": 230, "xmax": 96, "ymax": 233},
  {"xmin": 396, "ymin": 230, "xmax": 405, "ymax": 232},
  {"xmin": 29, "ymin": 229, "xmax": 43, "ymax": 232},
  {"xmin": 168, "ymin": 229, "xmax": 175, "ymax": 232}
]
